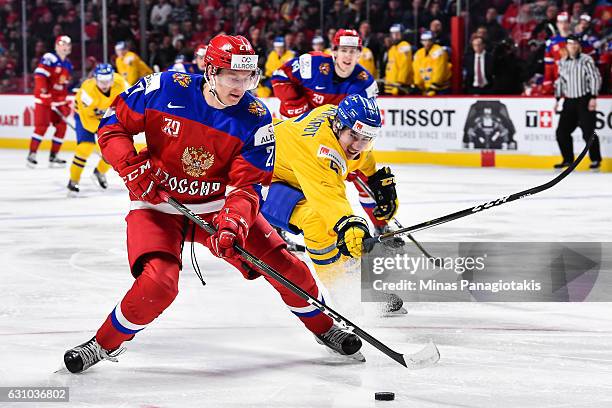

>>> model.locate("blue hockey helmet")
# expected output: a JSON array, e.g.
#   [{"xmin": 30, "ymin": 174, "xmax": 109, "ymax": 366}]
[
  {"xmin": 94, "ymin": 63, "xmax": 114, "ymax": 85},
  {"xmin": 273, "ymin": 36, "xmax": 285, "ymax": 47},
  {"xmin": 335, "ymin": 94, "xmax": 382, "ymax": 140}
]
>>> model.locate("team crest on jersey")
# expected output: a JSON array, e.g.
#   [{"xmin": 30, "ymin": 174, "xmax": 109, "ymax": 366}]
[
  {"xmin": 248, "ymin": 100, "xmax": 266, "ymax": 117},
  {"xmin": 172, "ymin": 72, "xmax": 191, "ymax": 88},
  {"xmin": 357, "ymin": 71, "xmax": 369, "ymax": 81},
  {"xmin": 319, "ymin": 63, "xmax": 330, "ymax": 75},
  {"xmin": 181, "ymin": 146, "xmax": 215, "ymax": 177}
]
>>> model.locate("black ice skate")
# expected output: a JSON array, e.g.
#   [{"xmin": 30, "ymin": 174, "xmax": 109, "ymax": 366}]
[
  {"xmin": 276, "ymin": 227, "xmax": 306, "ymax": 252},
  {"xmin": 67, "ymin": 180, "xmax": 80, "ymax": 196},
  {"xmin": 49, "ymin": 153, "xmax": 67, "ymax": 168},
  {"xmin": 315, "ymin": 325, "xmax": 365, "ymax": 362},
  {"xmin": 374, "ymin": 224, "xmax": 405, "ymax": 249},
  {"xmin": 381, "ymin": 292, "xmax": 408, "ymax": 316},
  {"xmin": 63, "ymin": 337, "xmax": 124, "ymax": 373},
  {"xmin": 92, "ymin": 169, "xmax": 108, "ymax": 189},
  {"xmin": 26, "ymin": 152, "xmax": 37, "ymax": 168}
]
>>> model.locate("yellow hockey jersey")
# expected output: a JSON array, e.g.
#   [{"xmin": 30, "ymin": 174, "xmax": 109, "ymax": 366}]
[
  {"xmin": 385, "ymin": 40, "xmax": 413, "ymax": 86},
  {"xmin": 115, "ymin": 51, "xmax": 153, "ymax": 86},
  {"xmin": 413, "ymin": 44, "xmax": 451, "ymax": 93},
  {"xmin": 359, "ymin": 46, "xmax": 378, "ymax": 79},
  {"xmin": 265, "ymin": 49, "xmax": 295, "ymax": 79},
  {"xmin": 273, "ymin": 104, "xmax": 377, "ymax": 232},
  {"xmin": 75, "ymin": 73, "xmax": 128, "ymax": 133}
]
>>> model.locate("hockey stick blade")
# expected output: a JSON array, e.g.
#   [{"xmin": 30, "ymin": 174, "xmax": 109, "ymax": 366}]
[
  {"xmin": 365, "ymin": 132, "xmax": 597, "ymax": 247},
  {"xmin": 162, "ymin": 193, "xmax": 438, "ymax": 369}
]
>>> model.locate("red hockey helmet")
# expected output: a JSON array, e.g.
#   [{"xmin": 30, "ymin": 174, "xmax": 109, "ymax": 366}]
[
  {"xmin": 332, "ymin": 29, "xmax": 362, "ymax": 49},
  {"xmin": 204, "ymin": 34, "xmax": 258, "ymax": 71}
]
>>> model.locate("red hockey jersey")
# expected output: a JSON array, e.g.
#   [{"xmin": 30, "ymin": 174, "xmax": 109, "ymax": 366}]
[
  {"xmin": 33, "ymin": 51, "xmax": 73, "ymax": 106},
  {"xmin": 98, "ymin": 72, "xmax": 276, "ymax": 221}
]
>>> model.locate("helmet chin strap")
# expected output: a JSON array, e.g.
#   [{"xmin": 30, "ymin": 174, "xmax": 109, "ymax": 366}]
[{"xmin": 203, "ymin": 67, "xmax": 231, "ymax": 108}]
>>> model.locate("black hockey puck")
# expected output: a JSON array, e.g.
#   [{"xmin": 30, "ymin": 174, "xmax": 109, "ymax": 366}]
[{"xmin": 375, "ymin": 392, "xmax": 395, "ymax": 401}]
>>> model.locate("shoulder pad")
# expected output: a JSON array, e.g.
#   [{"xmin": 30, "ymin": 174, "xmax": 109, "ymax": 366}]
[
  {"xmin": 431, "ymin": 47, "xmax": 444, "ymax": 58},
  {"xmin": 399, "ymin": 44, "xmax": 411, "ymax": 53},
  {"xmin": 80, "ymin": 88, "xmax": 93, "ymax": 107},
  {"xmin": 365, "ymin": 80, "xmax": 378, "ymax": 98},
  {"xmin": 299, "ymin": 54, "xmax": 312, "ymax": 79},
  {"xmin": 41, "ymin": 52, "xmax": 58, "ymax": 65}
]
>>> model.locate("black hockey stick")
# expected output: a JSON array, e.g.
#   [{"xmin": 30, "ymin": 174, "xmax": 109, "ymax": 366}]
[
  {"xmin": 364, "ymin": 132, "xmax": 596, "ymax": 250},
  {"xmin": 161, "ymin": 192, "xmax": 440, "ymax": 369},
  {"xmin": 352, "ymin": 175, "xmax": 442, "ymax": 265},
  {"xmin": 51, "ymin": 106, "xmax": 76, "ymax": 131}
]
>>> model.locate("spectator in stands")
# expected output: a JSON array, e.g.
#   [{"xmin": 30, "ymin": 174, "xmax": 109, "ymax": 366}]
[
  {"xmin": 423, "ymin": 1, "xmax": 448, "ymax": 29},
  {"xmin": 430, "ymin": 19, "xmax": 450, "ymax": 47},
  {"xmin": 464, "ymin": 35, "xmax": 494, "ymax": 94},
  {"xmin": 402, "ymin": 0, "xmax": 426, "ymax": 33},
  {"xmin": 413, "ymin": 31, "xmax": 451, "ymax": 95},
  {"xmin": 158, "ymin": 35, "xmax": 177, "ymax": 69},
  {"xmin": 294, "ymin": 32, "xmax": 310, "ymax": 56},
  {"xmin": 384, "ymin": 24, "xmax": 413, "ymax": 94},
  {"xmin": 533, "ymin": 5, "xmax": 559, "ymax": 40},
  {"xmin": 249, "ymin": 26, "xmax": 267, "ymax": 74},
  {"xmin": 150, "ymin": 0, "xmax": 173, "ymax": 30},
  {"xmin": 483, "ymin": 8, "xmax": 508, "ymax": 44},
  {"xmin": 169, "ymin": 0, "xmax": 191, "ymax": 24},
  {"xmin": 312, "ymin": 36, "xmax": 325, "ymax": 52},
  {"xmin": 114, "ymin": 41, "xmax": 153, "ymax": 85}
]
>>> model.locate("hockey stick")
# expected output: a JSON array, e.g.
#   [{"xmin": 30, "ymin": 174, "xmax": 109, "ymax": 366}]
[
  {"xmin": 352, "ymin": 175, "xmax": 442, "ymax": 265},
  {"xmin": 364, "ymin": 132, "xmax": 596, "ymax": 250},
  {"xmin": 51, "ymin": 106, "xmax": 76, "ymax": 131},
  {"xmin": 161, "ymin": 192, "xmax": 440, "ymax": 369}
]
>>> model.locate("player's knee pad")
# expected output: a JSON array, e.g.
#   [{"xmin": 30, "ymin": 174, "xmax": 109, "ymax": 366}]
[
  {"xmin": 139, "ymin": 252, "xmax": 181, "ymax": 298},
  {"xmin": 33, "ymin": 125, "xmax": 48, "ymax": 137},
  {"xmin": 75, "ymin": 142, "xmax": 96, "ymax": 160},
  {"xmin": 54, "ymin": 121, "xmax": 67, "ymax": 137}
]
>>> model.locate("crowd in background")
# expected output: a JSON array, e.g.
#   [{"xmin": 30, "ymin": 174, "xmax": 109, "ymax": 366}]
[{"xmin": 0, "ymin": 0, "xmax": 610, "ymax": 95}]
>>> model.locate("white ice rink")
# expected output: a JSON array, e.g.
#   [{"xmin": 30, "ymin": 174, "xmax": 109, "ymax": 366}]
[{"xmin": 1, "ymin": 148, "xmax": 611, "ymax": 408}]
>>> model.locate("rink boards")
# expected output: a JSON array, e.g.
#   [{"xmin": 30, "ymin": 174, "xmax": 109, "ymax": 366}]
[{"xmin": 0, "ymin": 94, "xmax": 610, "ymax": 172}]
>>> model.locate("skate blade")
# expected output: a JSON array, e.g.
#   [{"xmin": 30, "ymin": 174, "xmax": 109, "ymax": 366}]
[
  {"xmin": 49, "ymin": 162, "xmax": 67, "ymax": 168},
  {"xmin": 90, "ymin": 173, "xmax": 108, "ymax": 190},
  {"xmin": 26, "ymin": 162, "xmax": 37, "ymax": 169},
  {"xmin": 322, "ymin": 347, "xmax": 366, "ymax": 363},
  {"xmin": 53, "ymin": 365, "xmax": 69, "ymax": 374},
  {"xmin": 67, "ymin": 190, "xmax": 79, "ymax": 198},
  {"xmin": 381, "ymin": 306, "xmax": 408, "ymax": 317}
]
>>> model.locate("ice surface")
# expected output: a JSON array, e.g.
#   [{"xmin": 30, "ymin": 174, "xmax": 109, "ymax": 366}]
[{"xmin": 1, "ymin": 149, "xmax": 611, "ymax": 407}]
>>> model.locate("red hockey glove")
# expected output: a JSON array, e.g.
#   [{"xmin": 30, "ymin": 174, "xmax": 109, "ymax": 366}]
[
  {"xmin": 54, "ymin": 103, "xmax": 71, "ymax": 118},
  {"xmin": 117, "ymin": 149, "xmax": 164, "ymax": 204},
  {"xmin": 206, "ymin": 208, "xmax": 249, "ymax": 259}
]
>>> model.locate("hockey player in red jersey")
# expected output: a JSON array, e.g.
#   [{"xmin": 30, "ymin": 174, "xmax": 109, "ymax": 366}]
[
  {"xmin": 543, "ymin": 12, "xmax": 572, "ymax": 94},
  {"xmin": 272, "ymin": 29, "xmax": 399, "ymax": 247},
  {"xmin": 271, "ymin": 29, "xmax": 378, "ymax": 118},
  {"xmin": 63, "ymin": 34, "xmax": 363, "ymax": 373},
  {"xmin": 27, "ymin": 35, "xmax": 73, "ymax": 168}
]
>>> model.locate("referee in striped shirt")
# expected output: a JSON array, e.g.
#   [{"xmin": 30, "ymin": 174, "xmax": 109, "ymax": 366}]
[{"xmin": 554, "ymin": 34, "xmax": 602, "ymax": 169}]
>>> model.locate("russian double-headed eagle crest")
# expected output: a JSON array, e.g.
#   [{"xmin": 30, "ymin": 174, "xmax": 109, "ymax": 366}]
[
  {"xmin": 181, "ymin": 146, "xmax": 214, "ymax": 177},
  {"xmin": 172, "ymin": 72, "xmax": 191, "ymax": 88},
  {"xmin": 248, "ymin": 100, "xmax": 266, "ymax": 116},
  {"xmin": 319, "ymin": 63, "xmax": 330, "ymax": 75},
  {"xmin": 357, "ymin": 71, "xmax": 369, "ymax": 81}
]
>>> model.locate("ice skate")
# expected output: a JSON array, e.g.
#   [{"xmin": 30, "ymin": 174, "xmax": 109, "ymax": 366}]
[
  {"xmin": 91, "ymin": 168, "xmax": 108, "ymax": 189},
  {"xmin": 315, "ymin": 325, "xmax": 365, "ymax": 362},
  {"xmin": 374, "ymin": 224, "xmax": 405, "ymax": 249},
  {"xmin": 26, "ymin": 152, "xmax": 37, "ymax": 168},
  {"xmin": 63, "ymin": 337, "xmax": 124, "ymax": 373},
  {"xmin": 49, "ymin": 153, "xmax": 67, "ymax": 168},
  {"xmin": 380, "ymin": 292, "xmax": 407, "ymax": 316},
  {"xmin": 67, "ymin": 180, "xmax": 80, "ymax": 197},
  {"xmin": 277, "ymin": 227, "xmax": 306, "ymax": 252}
]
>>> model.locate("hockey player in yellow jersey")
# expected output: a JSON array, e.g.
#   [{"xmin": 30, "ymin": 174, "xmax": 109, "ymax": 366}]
[
  {"xmin": 261, "ymin": 95, "xmax": 405, "ymax": 314},
  {"xmin": 67, "ymin": 64, "xmax": 128, "ymax": 195},
  {"xmin": 384, "ymin": 24, "xmax": 413, "ymax": 95},
  {"xmin": 258, "ymin": 37, "xmax": 295, "ymax": 97},
  {"xmin": 114, "ymin": 41, "xmax": 153, "ymax": 86},
  {"xmin": 413, "ymin": 31, "xmax": 451, "ymax": 95}
]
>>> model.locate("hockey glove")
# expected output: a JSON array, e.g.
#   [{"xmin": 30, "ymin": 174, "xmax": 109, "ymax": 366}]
[
  {"xmin": 117, "ymin": 149, "xmax": 164, "ymax": 205},
  {"xmin": 367, "ymin": 167, "xmax": 399, "ymax": 221},
  {"xmin": 334, "ymin": 215, "xmax": 371, "ymax": 258},
  {"xmin": 207, "ymin": 208, "xmax": 249, "ymax": 259}
]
